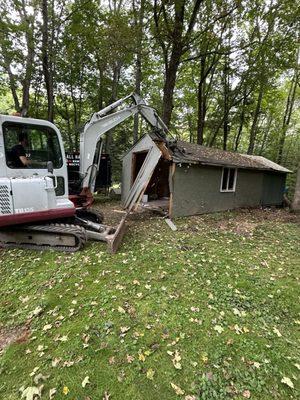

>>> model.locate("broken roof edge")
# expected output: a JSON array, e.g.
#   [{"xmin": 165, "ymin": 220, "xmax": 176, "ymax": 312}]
[{"xmin": 121, "ymin": 132, "xmax": 165, "ymax": 159}]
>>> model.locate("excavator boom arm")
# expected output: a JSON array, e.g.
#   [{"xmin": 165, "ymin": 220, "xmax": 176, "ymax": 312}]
[{"xmin": 79, "ymin": 93, "xmax": 168, "ymax": 191}]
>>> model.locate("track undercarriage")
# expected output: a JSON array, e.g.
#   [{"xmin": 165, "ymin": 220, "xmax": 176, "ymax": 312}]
[{"xmin": 0, "ymin": 209, "xmax": 127, "ymax": 253}]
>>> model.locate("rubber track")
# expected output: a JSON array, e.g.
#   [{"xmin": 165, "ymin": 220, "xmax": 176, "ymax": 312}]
[{"xmin": 0, "ymin": 223, "xmax": 87, "ymax": 252}]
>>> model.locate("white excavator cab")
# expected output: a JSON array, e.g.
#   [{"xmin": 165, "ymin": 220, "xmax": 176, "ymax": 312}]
[{"xmin": 0, "ymin": 115, "xmax": 75, "ymax": 227}]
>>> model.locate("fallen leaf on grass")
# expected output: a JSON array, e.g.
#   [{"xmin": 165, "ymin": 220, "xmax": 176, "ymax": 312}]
[
  {"xmin": 57, "ymin": 335, "xmax": 68, "ymax": 342},
  {"xmin": 63, "ymin": 360, "xmax": 74, "ymax": 367},
  {"xmin": 20, "ymin": 295, "xmax": 30, "ymax": 303},
  {"xmin": 43, "ymin": 324, "xmax": 52, "ymax": 331},
  {"xmin": 214, "ymin": 325, "xmax": 224, "ymax": 334},
  {"xmin": 108, "ymin": 356, "xmax": 115, "ymax": 365},
  {"xmin": 201, "ymin": 353, "xmax": 208, "ymax": 363},
  {"xmin": 126, "ymin": 354, "xmax": 134, "ymax": 363},
  {"xmin": 172, "ymin": 350, "xmax": 182, "ymax": 369},
  {"xmin": 281, "ymin": 376, "xmax": 294, "ymax": 389},
  {"xmin": 51, "ymin": 358, "xmax": 61, "ymax": 367},
  {"xmin": 171, "ymin": 382, "xmax": 185, "ymax": 396},
  {"xmin": 273, "ymin": 327, "xmax": 282, "ymax": 337},
  {"xmin": 49, "ymin": 388, "xmax": 56, "ymax": 399},
  {"xmin": 20, "ymin": 386, "xmax": 42, "ymax": 400},
  {"xmin": 82, "ymin": 376, "xmax": 90, "ymax": 388},
  {"xmin": 29, "ymin": 367, "xmax": 39, "ymax": 377},
  {"xmin": 146, "ymin": 368, "xmax": 155, "ymax": 380},
  {"xmin": 120, "ymin": 326, "xmax": 130, "ymax": 334},
  {"xmin": 34, "ymin": 373, "xmax": 48, "ymax": 385},
  {"xmin": 28, "ymin": 306, "xmax": 43, "ymax": 319},
  {"xmin": 242, "ymin": 389, "xmax": 251, "ymax": 398},
  {"xmin": 62, "ymin": 386, "xmax": 69, "ymax": 395}
]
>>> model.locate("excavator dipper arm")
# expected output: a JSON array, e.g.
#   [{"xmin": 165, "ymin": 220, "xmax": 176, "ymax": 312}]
[{"xmin": 79, "ymin": 93, "xmax": 168, "ymax": 192}]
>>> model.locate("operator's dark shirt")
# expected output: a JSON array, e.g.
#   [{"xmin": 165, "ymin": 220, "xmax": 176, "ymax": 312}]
[{"xmin": 10, "ymin": 144, "xmax": 26, "ymax": 168}]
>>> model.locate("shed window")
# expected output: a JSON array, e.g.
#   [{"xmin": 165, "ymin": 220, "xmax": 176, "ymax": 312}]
[{"xmin": 220, "ymin": 168, "xmax": 237, "ymax": 192}]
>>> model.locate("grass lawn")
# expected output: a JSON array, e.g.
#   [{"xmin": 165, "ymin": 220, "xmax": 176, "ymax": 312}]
[{"xmin": 0, "ymin": 207, "xmax": 299, "ymax": 400}]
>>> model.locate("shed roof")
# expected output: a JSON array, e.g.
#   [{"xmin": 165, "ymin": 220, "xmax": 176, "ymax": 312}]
[{"xmin": 172, "ymin": 140, "xmax": 291, "ymax": 173}]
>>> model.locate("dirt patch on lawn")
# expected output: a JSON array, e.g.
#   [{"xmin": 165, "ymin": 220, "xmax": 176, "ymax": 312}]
[
  {"xmin": 93, "ymin": 199, "xmax": 300, "ymax": 237},
  {"xmin": 217, "ymin": 208, "xmax": 299, "ymax": 235},
  {"xmin": 0, "ymin": 324, "xmax": 30, "ymax": 353},
  {"xmin": 94, "ymin": 200, "xmax": 127, "ymax": 226},
  {"xmin": 92, "ymin": 200, "xmax": 162, "ymax": 226},
  {"xmin": 217, "ymin": 220, "xmax": 259, "ymax": 237},
  {"xmin": 179, "ymin": 207, "xmax": 300, "ymax": 236}
]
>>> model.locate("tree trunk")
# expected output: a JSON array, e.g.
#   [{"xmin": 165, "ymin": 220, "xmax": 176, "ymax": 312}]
[
  {"xmin": 209, "ymin": 117, "xmax": 223, "ymax": 147},
  {"xmin": 223, "ymin": 55, "xmax": 230, "ymax": 150},
  {"xmin": 21, "ymin": 38, "xmax": 35, "ymax": 116},
  {"xmin": 42, "ymin": 0, "xmax": 54, "ymax": 122},
  {"xmin": 197, "ymin": 57, "xmax": 206, "ymax": 145},
  {"xmin": 133, "ymin": 0, "xmax": 145, "ymax": 142},
  {"xmin": 154, "ymin": 0, "xmax": 203, "ymax": 127},
  {"xmin": 105, "ymin": 63, "xmax": 121, "ymax": 153},
  {"xmin": 162, "ymin": 45, "xmax": 183, "ymax": 127},
  {"xmin": 3, "ymin": 54, "xmax": 21, "ymax": 113},
  {"xmin": 259, "ymin": 115, "xmax": 272, "ymax": 155},
  {"xmin": 277, "ymin": 47, "xmax": 299, "ymax": 163},
  {"xmin": 234, "ymin": 93, "xmax": 247, "ymax": 151},
  {"xmin": 18, "ymin": 4, "xmax": 36, "ymax": 117},
  {"xmin": 247, "ymin": 83, "xmax": 263, "ymax": 154}
]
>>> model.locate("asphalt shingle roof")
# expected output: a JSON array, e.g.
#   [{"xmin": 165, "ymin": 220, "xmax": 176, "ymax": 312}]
[{"xmin": 171, "ymin": 140, "xmax": 291, "ymax": 173}]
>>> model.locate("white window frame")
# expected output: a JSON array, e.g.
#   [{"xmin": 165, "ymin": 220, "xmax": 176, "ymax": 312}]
[{"xmin": 220, "ymin": 167, "xmax": 237, "ymax": 192}]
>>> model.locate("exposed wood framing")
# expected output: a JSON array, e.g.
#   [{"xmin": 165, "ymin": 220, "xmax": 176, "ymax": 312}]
[{"xmin": 124, "ymin": 146, "xmax": 161, "ymax": 212}]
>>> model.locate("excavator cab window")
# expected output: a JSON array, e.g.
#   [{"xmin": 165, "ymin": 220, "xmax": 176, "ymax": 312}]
[{"xmin": 3, "ymin": 122, "xmax": 63, "ymax": 169}]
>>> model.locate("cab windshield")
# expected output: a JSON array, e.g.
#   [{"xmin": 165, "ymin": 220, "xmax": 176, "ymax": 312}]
[{"xmin": 3, "ymin": 122, "xmax": 63, "ymax": 169}]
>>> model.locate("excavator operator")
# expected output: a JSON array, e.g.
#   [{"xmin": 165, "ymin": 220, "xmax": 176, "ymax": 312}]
[{"xmin": 10, "ymin": 132, "xmax": 31, "ymax": 168}]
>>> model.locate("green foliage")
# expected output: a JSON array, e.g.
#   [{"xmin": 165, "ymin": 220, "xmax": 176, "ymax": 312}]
[{"xmin": 0, "ymin": 0, "xmax": 299, "ymax": 180}]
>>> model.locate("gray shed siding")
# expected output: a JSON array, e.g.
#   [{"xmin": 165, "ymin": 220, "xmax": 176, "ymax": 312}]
[
  {"xmin": 172, "ymin": 165, "xmax": 264, "ymax": 217},
  {"xmin": 261, "ymin": 172, "xmax": 286, "ymax": 205}
]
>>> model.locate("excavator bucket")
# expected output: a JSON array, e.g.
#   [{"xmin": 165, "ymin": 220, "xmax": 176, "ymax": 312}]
[
  {"xmin": 106, "ymin": 214, "xmax": 128, "ymax": 253},
  {"xmin": 84, "ymin": 213, "xmax": 128, "ymax": 253}
]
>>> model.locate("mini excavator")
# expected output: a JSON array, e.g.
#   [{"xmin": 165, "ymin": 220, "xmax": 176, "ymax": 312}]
[{"xmin": 0, "ymin": 93, "xmax": 168, "ymax": 252}]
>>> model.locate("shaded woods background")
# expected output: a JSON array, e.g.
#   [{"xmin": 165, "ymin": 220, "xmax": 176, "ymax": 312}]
[{"xmin": 0, "ymin": 0, "xmax": 299, "ymax": 191}]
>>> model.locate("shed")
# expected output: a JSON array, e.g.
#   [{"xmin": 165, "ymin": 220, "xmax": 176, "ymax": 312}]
[{"xmin": 121, "ymin": 134, "xmax": 291, "ymax": 217}]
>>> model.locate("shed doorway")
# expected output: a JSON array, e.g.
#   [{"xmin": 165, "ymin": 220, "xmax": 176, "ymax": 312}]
[{"xmin": 131, "ymin": 150, "xmax": 171, "ymax": 213}]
